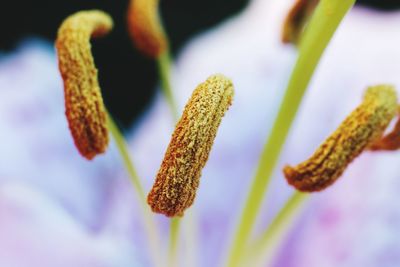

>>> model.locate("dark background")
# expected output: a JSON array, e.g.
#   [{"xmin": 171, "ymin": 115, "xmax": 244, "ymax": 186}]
[{"xmin": 0, "ymin": 0, "xmax": 399, "ymax": 129}]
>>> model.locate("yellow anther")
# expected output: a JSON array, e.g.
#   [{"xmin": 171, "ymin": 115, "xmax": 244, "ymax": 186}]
[
  {"xmin": 284, "ymin": 85, "xmax": 398, "ymax": 192},
  {"xmin": 282, "ymin": 0, "xmax": 319, "ymax": 45},
  {"xmin": 127, "ymin": 0, "xmax": 168, "ymax": 58},
  {"xmin": 56, "ymin": 10, "xmax": 112, "ymax": 160},
  {"xmin": 147, "ymin": 75, "xmax": 234, "ymax": 217}
]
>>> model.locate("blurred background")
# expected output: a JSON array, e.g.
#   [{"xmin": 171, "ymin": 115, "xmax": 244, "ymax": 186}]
[
  {"xmin": 1, "ymin": 1, "xmax": 400, "ymax": 267},
  {"xmin": 0, "ymin": 0, "xmax": 399, "ymax": 129}
]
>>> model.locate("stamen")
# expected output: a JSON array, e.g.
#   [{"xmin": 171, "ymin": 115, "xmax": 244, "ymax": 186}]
[
  {"xmin": 282, "ymin": 0, "xmax": 319, "ymax": 45},
  {"xmin": 127, "ymin": 0, "xmax": 168, "ymax": 58},
  {"xmin": 56, "ymin": 10, "xmax": 112, "ymax": 160},
  {"xmin": 284, "ymin": 85, "xmax": 397, "ymax": 192},
  {"xmin": 370, "ymin": 107, "xmax": 400, "ymax": 151},
  {"xmin": 147, "ymin": 75, "xmax": 234, "ymax": 217}
]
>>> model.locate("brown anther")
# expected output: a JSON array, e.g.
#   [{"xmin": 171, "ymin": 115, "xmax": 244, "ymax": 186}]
[
  {"xmin": 56, "ymin": 10, "xmax": 112, "ymax": 160},
  {"xmin": 127, "ymin": 0, "xmax": 168, "ymax": 58},
  {"xmin": 284, "ymin": 85, "xmax": 398, "ymax": 192},
  {"xmin": 282, "ymin": 0, "xmax": 319, "ymax": 45},
  {"xmin": 370, "ymin": 106, "xmax": 400, "ymax": 151},
  {"xmin": 147, "ymin": 75, "xmax": 234, "ymax": 217}
]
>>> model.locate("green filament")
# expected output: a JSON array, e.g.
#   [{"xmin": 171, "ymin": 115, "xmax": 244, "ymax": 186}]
[
  {"xmin": 107, "ymin": 113, "xmax": 163, "ymax": 267},
  {"xmin": 157, "ymin": 51, "xmax": 179, "ymax": 121},
  {"xmin": 168, "ymin": 217, "xmax": 181, "ymax": 267},
  {"xmin": 246, "ymin": 192, "xmax": 308, "ymax": 267}
]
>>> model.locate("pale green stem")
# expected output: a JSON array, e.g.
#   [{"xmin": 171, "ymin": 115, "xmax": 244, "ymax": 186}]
[
  {"xmin": 107, "ymin": 113, "xmax": 164, "ymax": 267},
  {"xmin": 245, "ymin": 192, "xmax": 308, "ymax": 267},
  {"xmin": 182, "ymin": 209, "xmax": 200, "ymax": 267},
  {"xmin": 107, "ymin": 113, "xmax": 145, "ymax": 198},
  {"xmin": 157, "ymin": 50, "xmax": 179, "ymax": 121},
  {"xmin": 224, "ymin": 1, "xmax": 355, "ymax": 267},
  {"xmin": 253, "ymin": 192, "xmax": 308, "ymax": 251},
  {"xmin": 168, "ymin": 217, "xmax": 181, "ymax": 267}
]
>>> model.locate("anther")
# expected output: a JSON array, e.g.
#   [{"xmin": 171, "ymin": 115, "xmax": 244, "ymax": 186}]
[
  {"xmin": 282, "ymin": 0, "xmax": 319, "ymax": 45},
  {"xmin": 284, "ymin": 85, "xmax": 397, "ymax": 192},
  {"xmin": 56, "ymin": 10, "xmax": 112, "ymax": 160},
  {"xmin": 147, "ymin": 75, "xmax": 234, "ymax": 217},
  {"xmin": 127, "ymin": 0, "xmax": 168, "ymax": 58}
]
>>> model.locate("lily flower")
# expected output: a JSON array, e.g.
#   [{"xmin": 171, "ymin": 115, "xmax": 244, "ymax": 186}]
[{"xmin": 0, "ymin": 0, "xmax": 400, "ymax": 266}]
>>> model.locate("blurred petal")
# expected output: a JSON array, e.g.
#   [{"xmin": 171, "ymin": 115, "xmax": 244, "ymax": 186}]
[
  {"xmin": 0, "ymin": 40, "xmax": 144, "ymax": 266},
  {"xmin": 0, "ymin": 183, "xmax": 143, "ymax": 267}
]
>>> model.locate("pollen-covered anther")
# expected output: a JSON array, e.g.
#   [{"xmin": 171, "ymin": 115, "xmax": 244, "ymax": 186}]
[
  {"xmin": 284, "ymin": 85, "xmax": 398, "ymax": 192},
  {"xmin": 147, "ymin": 75, "xmax": 234, "ymax": 217},
  {"xmin": 56, "ymin": 10, "xmax": 113, "ymax": 160},
  {"xmin": 370, "ymin": 106, "xmax": 400, "ymax": 151},
  {"xmin": 127, "ymin": 0, "xmax": 168, "ymax": 58},
  {"xmin": 282, "ymin": 0, "xmax": 319, "ymax": 45}
]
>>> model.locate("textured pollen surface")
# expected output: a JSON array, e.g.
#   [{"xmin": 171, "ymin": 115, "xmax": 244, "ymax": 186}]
[
  {"xmin": 282, "ymin": 0, "xmax": 319, "ymax": 45},
  {"xmin": 127, "ymin": 0, "xmax": 168, "ymax": 58},
  {"xmin": 56, "ymin": 10, "xmax": 112, "ymax": 160},
  {"xmin": 147, "ymin": 75, "xmax": 234, "ymax": 217},
  {"xmin": 284, "ymin": 85, "xmax": 398, "ymax": 192}
]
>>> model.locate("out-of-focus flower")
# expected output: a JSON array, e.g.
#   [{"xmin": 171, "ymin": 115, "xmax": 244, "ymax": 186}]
[{"xmin": 1, "ymin": 0, "xmax": 400, "ymax": 267}]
